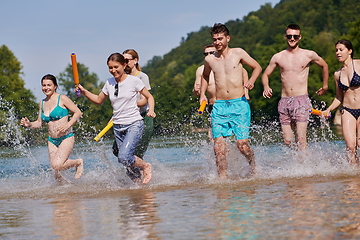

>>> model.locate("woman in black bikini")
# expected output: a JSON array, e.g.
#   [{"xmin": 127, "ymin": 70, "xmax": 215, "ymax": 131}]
[{"xmin": 323, "ymin": 39, "xmax": 360, "ymax": 165}]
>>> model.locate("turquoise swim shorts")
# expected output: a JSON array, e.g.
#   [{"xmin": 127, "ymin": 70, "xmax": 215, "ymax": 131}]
[{"xmin": 211, "ymin": 97, "xmax": 251, "ymax": 140}]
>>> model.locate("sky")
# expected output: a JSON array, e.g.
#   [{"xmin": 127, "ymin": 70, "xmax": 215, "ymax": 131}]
[{"xmin": 1, "ymin": 0, "xmax": 279, "ymax": 100}]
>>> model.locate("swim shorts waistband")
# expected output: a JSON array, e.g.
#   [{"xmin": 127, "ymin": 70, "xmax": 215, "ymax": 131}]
[
  {"xmin": 215, "ymin": 96, "xmax": 247, "ymax": 104},
  {"xmin": 280, "ymin": 94, "xmax": 308, "ymax": 99}
]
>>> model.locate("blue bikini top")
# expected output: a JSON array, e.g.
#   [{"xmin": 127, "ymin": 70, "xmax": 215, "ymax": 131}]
[
  {"xmin": 338, "ymin": 61, "xmax": 360, "ymax": 91},
  {"xmin": 41, "ymin": 95, "xmax": 68, "ymax": 123}
]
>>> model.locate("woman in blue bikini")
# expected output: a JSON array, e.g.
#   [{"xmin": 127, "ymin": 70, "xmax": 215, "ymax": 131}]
[
  {"xmin": 21, "ymin": 74, "xmax": 84, "ymax": 180},
  {"xmin": 323, "ymin": 39, "xmax": 360, "ymax": 165}
]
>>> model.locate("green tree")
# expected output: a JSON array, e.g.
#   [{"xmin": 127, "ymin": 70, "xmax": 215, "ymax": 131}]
[
  {"xmin": 0, "ymin": 45, "xmax": 37, "ymax": 117},
  {"xmin": 142, "ymin": 0, "xmax": 360, "ymax": 133},
  {"xmin": 57, "ymin": 64, "xmax": 113, "ymax": 139},
  {"xmin": 0, "ymin": 45, "xmax": 39, "ymax": 145},
  {"xmin": 345, "ymin": 18, "xmax": 360, "ymax": 58}
]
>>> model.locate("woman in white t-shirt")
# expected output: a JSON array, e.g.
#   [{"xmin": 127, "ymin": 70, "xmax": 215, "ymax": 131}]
[
  {"xmin": 78, "ymin": 53, "xmax": 156, "ymax": 184},
  {"xmin": 111, "ymin": 49, "xmax": 154, "ymax": 180}
]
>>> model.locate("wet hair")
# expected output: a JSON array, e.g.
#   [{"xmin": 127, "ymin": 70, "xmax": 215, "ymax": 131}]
[
  {"xmin": 203, "ymin": 44, "xmax": 215, "ymax": 51},
  {"xmin": 336, "ymin": 39, "xmax": 354, "ymax": 58},
  {"xmin": 41, "ymin": 74, "xmax": 58, "ymax": 90},
  {"xmin": 123, "ymin": 49, "xmax": 141, "ymax": 71},
  {"xmin": 211, "ymin": 23, "xmax": 229, "ymax": 36},
  {"xmin": 107, "ymin": 53, "xmax": 128, "ymax": 65},
  {"xmin": 286, "ymin": 24, "xmax": 301, "ymax": 32}
]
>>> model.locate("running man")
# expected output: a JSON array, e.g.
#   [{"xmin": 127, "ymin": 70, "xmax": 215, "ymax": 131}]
[
  {"xmin": 193, "ymin": 44, "xmax": 250, "ymax": 141},
  {"xmin": 262, "ymin": 24, "xmax": 328, "ymax": 151},
  {"xmin": 199, "ymin": 23, "xmax": 262, "ymax": 179}
]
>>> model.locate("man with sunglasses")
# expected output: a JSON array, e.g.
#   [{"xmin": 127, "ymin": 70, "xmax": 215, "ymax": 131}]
[
  {"xmin": 262, "ymin": 24, "xmax": 329, "ymax": 151},
  {"xmin": 199, "ymin": 23, "xmax": 262, "ymax": 179},
  {"xmin": 193, "ymin": 44, "xmax": 217, "ymax": 113}
]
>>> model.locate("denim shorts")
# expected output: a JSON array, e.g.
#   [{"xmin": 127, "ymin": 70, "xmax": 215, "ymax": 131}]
[
  {"xmin": 211, "ymin": 97, "xmax": 251, "ymax": 140},
  {"xmin": 114, "ymin": 120, "xmax": 144, "ymax": 167}
]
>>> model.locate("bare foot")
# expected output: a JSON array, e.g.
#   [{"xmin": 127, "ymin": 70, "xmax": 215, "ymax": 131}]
[
  {"xmin": 54, "ymin": 170, "xmax": 72, "ymax": 184},
  {"xmin": 132, "ymin": 178, "xmax": 143, "ymax": 184},
  {"xmin": 244, "ymin": 163, "xmax": 256, "ymax": 178},
  {"xmin": 142, "ymin": 163, "xmax": 152, "ymax": 184},
  {"xmin": 75, "ymin": 159, "xmax": 84, "ymax": 179},
  {"xmin": 132, "ymin": 170, "xmax": 144, "ymax": 184},
  {"xmin": 218, "ymin": 172, "xmax": 228, "ymax": 180},
  {"xmin": 54, "ymin": 170, "xmax": 64, "ymax": 182}
]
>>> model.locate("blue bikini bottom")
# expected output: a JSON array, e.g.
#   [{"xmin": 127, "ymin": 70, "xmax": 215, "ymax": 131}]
[
  {"xmin": 48, "ymin": 132, "xmax": 74, "ymax": 147},
  {"xmin": 341, "ymin": 106, "xmax": 360, "ymax": 120}
]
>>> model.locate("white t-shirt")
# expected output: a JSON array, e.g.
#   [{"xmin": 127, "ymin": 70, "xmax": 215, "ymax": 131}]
[
  {"xmin": 134, "ymin": 71, "xmax": 151, "ymax": 114},
  {"xmin": 102, "ymin": 75, "xmax": 145, "ymax": 125},
  {"xmin": 136, "ymin": 71, "xmax": 150, "ymax": 90}
]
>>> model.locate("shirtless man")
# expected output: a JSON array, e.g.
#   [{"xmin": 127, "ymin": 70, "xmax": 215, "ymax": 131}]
[
  {"xmin": 193, "ymin": 44, "xmax": 250, "ymax": 103},
  {"xmin": 262, "ymin": 24, "xmax": 328, "ymax": 151},
  {"xmin": 193, "ymin": 44, "xmax": 250, "ymax": 141},
  {"xmin": 199, "ymin": 23, "xmax": 262, "ymax": 179},
  {"xmin": 193, "ymin": 44, "xmax": 217, "ymax": 108}
]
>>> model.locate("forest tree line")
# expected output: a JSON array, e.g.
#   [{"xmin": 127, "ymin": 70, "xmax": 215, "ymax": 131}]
[{"xmin": 0, "ymin": 0, "xmax": 359, "ymax": 145}]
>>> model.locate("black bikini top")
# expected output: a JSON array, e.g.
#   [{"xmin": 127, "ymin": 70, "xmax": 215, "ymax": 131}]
[{"xmin": 338, "ymin": 61, "xmax": 360, "ymax": 91}]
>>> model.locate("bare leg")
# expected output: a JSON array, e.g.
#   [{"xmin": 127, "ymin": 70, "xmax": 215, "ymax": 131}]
[
  {"xmin": 54, "ymin": 170, "xmax": 64, "ymax": 183},
  {"xmin": 208, "ymin": 129, "xmax": 214, "ymax": 143},
  {"xmin": 48, "ymin": 136, "xmax": 84, "ymax": 179},
  {"xmin": 296, "ymin": 122, "xmax": 308, "ymax": 151},
  {"xmin": 281, "ymin": 124, "xmax": 296, "ymax": 149},
  {"xmin": 346, "ymin": 147, "xmax": 357, "ymax": 165},
  {"xmin": 132, "ymin": 156, "xmax": 152, "ymax": 184},
  {"xmin": 214, "ymin": 137, "xmax": 227, "ymax": 179},
  {"xmin": 342, "ymin": 111, "xmax": 358, "ymax": 165},
  {"xmin": 237, "ymin": 139, "xmax": 255, "ymax": 176},
  {"xmin": 75, "ymin": 158, "xmax": 84, "ymax": 179}
]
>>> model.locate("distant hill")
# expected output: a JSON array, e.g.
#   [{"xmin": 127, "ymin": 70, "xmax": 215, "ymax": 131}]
[{"xmin": 143, "ymin": 0, "xmax": 360, "ymax": 133}]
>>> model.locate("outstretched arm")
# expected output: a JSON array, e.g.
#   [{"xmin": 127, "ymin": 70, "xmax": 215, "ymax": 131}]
[
  {"xmin": 323, "ymin": 72, "xmax": 343, "ymax": 116},
  {"xmin": 262, "ymin": 56, "xmax": 277, "ymax": 98},
  {"xmin": 60, "ymin": 95, "xmax": 83, "ymax": 132},
  {"xmin": 240, "ymin": 49, "xmax": 262, "ymax": 90},
  {"xmin": 200, "ymin": 61, "xmax": 211, "ymax": 104},
  {"xmin": 242, "ymin": 68, "xmax": 250, "ymax": 100},
  {"xmin": 193, "ymin": 66, "xmax": 203, "ymax": 97},
  {"xmin": 139, "ymin": 87, "xmax": 156, "ymax": 118},
  {"xmin": 77, "ymin": 84, "xmax": 108, "ymax": 105},
  {"xmin": 312, "ymin": 54, "xmax": 329, "ymax": 95},
  {"xmin": 20, "ymin": 101, "xmax": 43, "ymax": 129}
]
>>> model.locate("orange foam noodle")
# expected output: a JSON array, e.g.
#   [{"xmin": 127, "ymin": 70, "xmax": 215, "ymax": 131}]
[
  {"xmin": 309, "ymin": 108, "xmax": 329, "ymax": 118},
  {"xmin": 71, "ymin": 53, "xmax": 80, "ymax": 85},
  {"xmin": 198, "ymin": 101, "xmax": 207, "ymax": 115}
]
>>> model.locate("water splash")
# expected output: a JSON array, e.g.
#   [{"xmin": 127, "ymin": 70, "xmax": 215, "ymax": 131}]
[{"xmin": 0, "ymin": 99, "xmax": 357, "ymax": 198}]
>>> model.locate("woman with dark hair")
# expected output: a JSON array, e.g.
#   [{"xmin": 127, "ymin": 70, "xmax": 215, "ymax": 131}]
[
  {"xmin": 110, "ymin": 49, "xmax": 154, "ymax": 180},
  {"xmin": 20, "ymin": 74, "xmax": 84, "ymax": 181},
  {"xmin": 77, "ymin": 53, "xmax": 155, "ymax": 184},
  {"xmin": 323, "ymin": 39, "xmax": 360, "ymax": 165}
]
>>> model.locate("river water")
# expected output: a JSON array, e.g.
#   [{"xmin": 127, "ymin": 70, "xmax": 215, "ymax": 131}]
[{"xmin": 1, "ymin": 121, "xmax": 360, "ymax": 239}]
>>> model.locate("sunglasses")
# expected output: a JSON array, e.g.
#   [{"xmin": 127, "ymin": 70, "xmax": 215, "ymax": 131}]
[
  {"xmin": 114, "ymin": 83, "xmax": 119, "ymax": 97},
  {"xmin": 286, "ymin": 34, "xmax": 300, "ymax": 40},
  {"xmin": 203, "ymin": 51, "xmax": 215, "ymax": 56}
]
